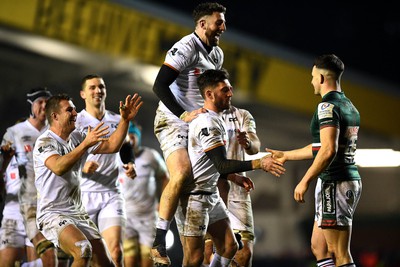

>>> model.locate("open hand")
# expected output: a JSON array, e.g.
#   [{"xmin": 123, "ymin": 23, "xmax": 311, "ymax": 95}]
[
  {"xmin": 83, "ymin": 122, "xmax": 110, "ymax": 148},
  {"xmin": 119, "ymin": 93, "xmax": 144, "ymax": 121}
]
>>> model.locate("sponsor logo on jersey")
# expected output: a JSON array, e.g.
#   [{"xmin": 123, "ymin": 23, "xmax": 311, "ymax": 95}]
[
  {"xmin": 38, "ymin": 144, "xmax": 55, "ymax": 153},
  {"xmin": 170, "ymin": 48, "xmax": 178, "ymax": 56},
  {"xmin": 345, "ymin": 126, "xmax": 359, "ymax": 137},
  {"xmin": 177, "ymin": 134, "xmax": 188, "ymax": 140},
  {"xmin": 24, "ymin": 144, "xmax": 32, "ymax": 152},
  {"xmin": 228, "ymin": 117, "xmax": 238, "ymax": 122},
  {"xmin": 322, "ymin": 182, "xmax": 335, "ymax": 214},
  {"xmin": 194, "ymin": 67, "xmax": 201, "ymax": 76},
  {"xmin": 117, "ymin": 209, "xmax": 124, "ymax": 216},
  {"xmin": 201, "ymin": 128, "xmax": 210, "ymax": 136},
  {"xmin": 320, "ymin": 103, "xmax": 331, "ymax": 110},
  {"xmin": 59, "ymin": 219, "xmax": 68, "ymax": 226},
  {"xmin": 318, "ymin": 102, "xmax": 335, "ymax": 119}
]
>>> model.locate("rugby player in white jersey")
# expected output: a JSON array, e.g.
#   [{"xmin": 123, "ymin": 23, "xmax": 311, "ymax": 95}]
[
  {"xmin": 151, "ymin": 3, "xmax": 227, "ymax": 265},
  {"xmin": 204, "ymin": 106, "xmax": 261, "ymax": 267},
  {"xmin": 33, "ymin": 93, "xmax": 142, "ymax": 267},
  {"xmin": 118, "ymin": 122, "xmax": 169, "ymax": 267},
  {"xmin": 176, "ymin": 69, "xmax": 285, "ymax": 267},
  {"xmin": 1, "ymin": 87, "xmax": 59, "ymax": 266},
  {"xmin": 0, "ymin": 155, "xmax": 37, "ymax": 266},
  {"xmin": 75, "ymin": 74, "xmax": 137, "ymax": 267}
]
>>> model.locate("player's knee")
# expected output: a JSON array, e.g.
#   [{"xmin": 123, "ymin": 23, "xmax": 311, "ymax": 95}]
[
  {"xmin": 36, "ymin": 239, "xmax": 55, "ymax": 257},
  {"xmin": 225, "ymin": 238, "xmax": 239, "ymax": 258},
  {"xmin": 170, "ymin": 169, "xmax": 191, "ymax": 185},
  {"xmin": 311, "ymin": 243, "xmax": 331, "ymax": 259},
  {"xmin": 123, "ymin": 238, "xmax": 138, "ymax": 257},
  {"xmin": 237, "ymin": 244, "xmax": 253, "ymax": 263},
  {"xmin": 74, "ymin": 240, "xmax": 93, "ymax": 259},
  {"xmin": 168, "ymin": 161, "xmax": 192, "ymax": 184},
  {"xmin": 109, "ymin": 243, "xmax": 123, "ymax": 264},
  {"xmin": 140, "ymin": 244, "xmax": 151, "ymax": 259}
]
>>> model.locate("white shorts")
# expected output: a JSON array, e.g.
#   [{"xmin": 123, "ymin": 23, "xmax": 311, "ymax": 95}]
[
  {"xmin": 315, "ymin": 179, "xmax": 362, "ymax": 227},
  {"xmin": 175, "ymin": 193, "xmax": 228, "ymax": 237},
  {"xmin": 154, "ymin": 107, "xmax": 189, "ymax": 160},
  {"xmin": 0, "ymin": 217, "xmax": 31, "ymax": 249},
  {"xmin": 20, "ymin": 203, "xmax": 40, "ymax": 241},
  {"xmin": 227, "ymin": 199, "xmax": 255, "ymax": 240},
  {"xmin": 81, "ymin": 191, "xmax": 126, "ymax": 232},
  {"xmin": 38, "ymin": 213, "xmax": 101, "ymax": 248},
  {"xmin": 124, "ymin": 212, "xmax": 156, "ymax": 248}
]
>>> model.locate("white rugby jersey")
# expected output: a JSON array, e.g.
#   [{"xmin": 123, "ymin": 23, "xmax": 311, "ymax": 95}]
[
  {"xmin": 187, "ymin": 110, "xmax": 227, "ymax": 194},
  {"xmin": 75, "ymin": 109, "xmax": 121, "ymax": 192},
  {"xmin": 1, "ymin": 120, "xmax": 48, "ymax": 203},
  {"xmin": 2, "ymin": 157, "xmax": 23, "ymax": 220},
  {"xmin": 158, "ymin": 33, "xmax": 224, "ymax": 114},
  {"xmin": 118, "ymin": 147, "xmax": 167, "ymax": 216},
  {"xmin": 221, "ymin": 106, "xmax": 257, "ymax": 201},
  {"xmin": 33, "ymin": 129, "xmax": 99, "ymax": 222}
]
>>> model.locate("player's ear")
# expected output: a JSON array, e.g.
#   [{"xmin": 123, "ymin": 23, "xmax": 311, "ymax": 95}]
[
  {"xmin": 205, "ymin": 89, "xmax": 213, "ymax": 99},
  {"xmin": 320, "ymin": 74, "xmax": 324, "ymax": 84},
  {"xmin": 51, "ymin": 112, "xmax": 57, "ymax": 121},
  {"xmin": 200, "ymin": 19, "xmax": 206, "ymax": 29},
  {"xmin": 80, "ymin": 90, "xmax": 86, "ymax": 100}
]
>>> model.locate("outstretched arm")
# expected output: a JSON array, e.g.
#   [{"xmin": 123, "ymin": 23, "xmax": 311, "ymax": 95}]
[
  {"xmin": 205, "ymin": 145, "xmax": 285, "ymax": 177},
  {"xmin": 96, "ymin": 93, "xmax": 143, "ymax": 154},
  {"xmin": 266, "ymin": 144, "xmax": 313, "ymax": 164}
]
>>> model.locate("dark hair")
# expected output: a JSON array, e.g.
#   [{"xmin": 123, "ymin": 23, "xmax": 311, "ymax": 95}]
[
  {"xmin": 81, "ymin": 74, "xmax": 102, "ymax": 90},
  {"xmin": 197, "ymin": 68, "xmax": 229, "ymax": 98},
  {"xmin": 45, "ymin": 94, "xmax": 72, "ymax": 124},
  {"xmin": 314, "ymin": 54, "xmax": 345, "ymax": 80},
  {"xmin": 192, "ymin": 2, "xmax": 226, "ymax": 24}
]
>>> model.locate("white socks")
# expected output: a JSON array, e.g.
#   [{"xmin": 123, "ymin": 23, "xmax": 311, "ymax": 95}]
[
  {"xmin": 317, "ymin": 258, "xmax": 335, "ymax": 267},
  {"xmin": 209, "ymin": 253, "xmax": 232, "ymax": 267},
  {"xmin": 21, "ymin": 258, "xmax": 43, "ymax": 267}
]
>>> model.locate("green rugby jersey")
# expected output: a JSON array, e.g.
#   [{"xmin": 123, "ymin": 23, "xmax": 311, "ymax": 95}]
[{"xmin": 310, "ymin": 91, "xmax": 361, "ymax": 181}]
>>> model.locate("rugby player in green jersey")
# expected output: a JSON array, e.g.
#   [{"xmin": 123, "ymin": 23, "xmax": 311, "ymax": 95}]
[{"xmin": 268, "ymin": 54, "xmax": 361, "ymax": 267}]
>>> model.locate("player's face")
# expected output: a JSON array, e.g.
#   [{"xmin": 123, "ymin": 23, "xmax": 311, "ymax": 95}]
[
  {"xmin": 311, "ymin": 66, "xmax": 321, "ymax": 95},
  {"xmin": 31, "ymin": 96, "xmax": 48, "ymax": 122},
  {"xmin": 57, "ymin": 99, "xmax": 77, "ymax": 132},
  {"xmin": 80, "ymin": 78, "xmax": 107, "ymax": 108},
  {"xmin": 204, "ymin": 12, "xmax": 226, "ymax": 46},
  {"xmin": 212, "ymin": 80, "xmax": 233, "ymax": 112},
  {"xmin": 128, "ymin": 133, "xmax": 139, "ymax": 149}
]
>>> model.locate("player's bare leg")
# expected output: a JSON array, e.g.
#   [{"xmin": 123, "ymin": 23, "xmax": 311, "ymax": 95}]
[{"xmin": 151, "ymin": 148, "xmax": 192, "ymax": 266}]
